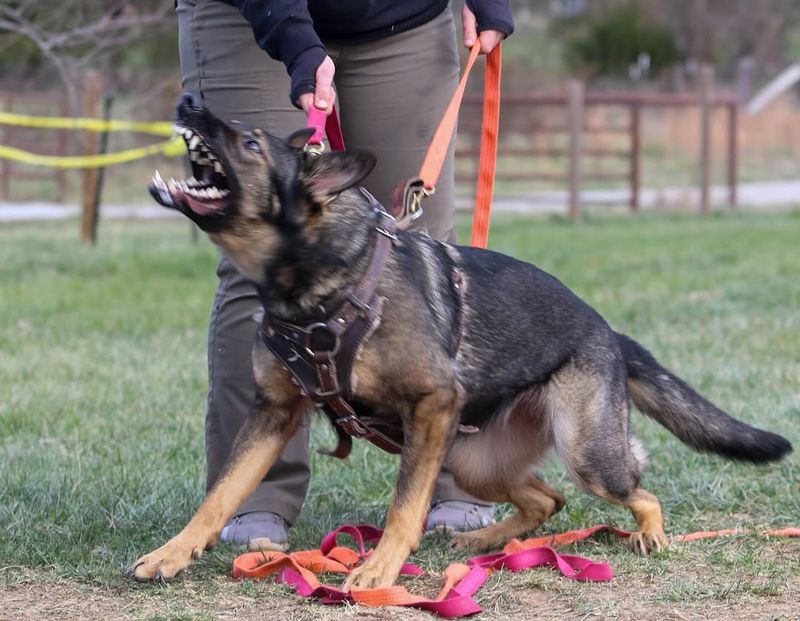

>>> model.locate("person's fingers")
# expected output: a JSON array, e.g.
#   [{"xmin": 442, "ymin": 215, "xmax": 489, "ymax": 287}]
[
  {"xmin": 315, "ymin": 55, "xmax": 336, "ymax": 113},
  {"xmin": 298, "ymin": 93, "xmax": 314, "ymax": 114},
  {"xmin": 479, "ymin": 30, "xmax": 505, "ymax": 55},
  {"xmin": 462, "ymin": 4, "xmax": 478, "ymax": 48}
]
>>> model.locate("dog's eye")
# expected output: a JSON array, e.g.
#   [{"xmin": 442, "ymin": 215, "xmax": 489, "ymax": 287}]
[{"xmin": 244, "ymin": 138, "xmax": 262, "ymax": 154}]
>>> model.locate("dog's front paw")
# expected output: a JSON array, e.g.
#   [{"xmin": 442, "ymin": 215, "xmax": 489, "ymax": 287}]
[
  {"xmin": 342, "ymin": 553, "xmax": 403, "ymax": 591},
  {"xmin": 627, "ymin": 530, "xmax": 668, "ymax": 555},
  {"xmin": 125, "ymin": 538, "xmax": 205, "ymax": 582}
]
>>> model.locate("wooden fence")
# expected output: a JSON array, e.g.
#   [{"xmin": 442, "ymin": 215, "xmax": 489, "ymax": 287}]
[
  {"xmin": 2, "ymin": 73, "xmax": 741, "ymax": 230},
  {"xmin": 458, "ymin": 74, "xmax": 739, "ymax": 220}
]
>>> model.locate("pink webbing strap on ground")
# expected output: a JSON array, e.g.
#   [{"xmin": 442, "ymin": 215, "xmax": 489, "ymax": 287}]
[
  {"xmin": 233, "ymin": 524, "xmax": 612, "ymax": 618},
  {"xmin": 233, "ymin": 522, "xmax": 800, "ymax": 617},
  {"xmin": 306, "ymin": 106, "xmax": 345, "ymax": 151}
]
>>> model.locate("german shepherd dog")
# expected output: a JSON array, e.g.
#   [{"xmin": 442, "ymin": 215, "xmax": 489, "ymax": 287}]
[{"xmin": 128, "ymin": 96, "xmax": 792, "ymax": 589}]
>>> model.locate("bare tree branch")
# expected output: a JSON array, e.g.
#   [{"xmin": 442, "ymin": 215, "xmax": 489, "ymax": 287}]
[{"xmin": 0, "ymin": 0, "xmax": 176, "ymax": 116}]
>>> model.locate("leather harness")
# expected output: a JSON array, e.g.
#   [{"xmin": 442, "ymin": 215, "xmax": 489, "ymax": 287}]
[{"xmin": 258, "ymin": 198, "xmax": 403, "ymax": 459}]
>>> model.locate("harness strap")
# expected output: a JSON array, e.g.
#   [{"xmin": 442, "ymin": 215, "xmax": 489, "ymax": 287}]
[{"xmin": 261, "ymin": 206, "xmax": 402, "ymax": 458}]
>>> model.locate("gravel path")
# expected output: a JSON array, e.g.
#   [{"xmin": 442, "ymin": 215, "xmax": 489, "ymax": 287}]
[{"xmin": 2, "ymin": 179, "xmax": 799, "ymax": 221}]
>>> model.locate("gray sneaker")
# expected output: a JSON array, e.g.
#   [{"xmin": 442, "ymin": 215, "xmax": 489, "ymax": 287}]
[
  {"xmin": 425, "ymin": 501, "xmax": 495, "ymax": 535},
  {"xmin": 219, "ymin": 511, "xmax": 290, "ymax": 551}
]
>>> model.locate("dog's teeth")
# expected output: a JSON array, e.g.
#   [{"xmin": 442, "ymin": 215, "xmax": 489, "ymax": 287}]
[
  {"xmin": 189, "ymin": 136, "xmax": 200, "ymax": 150},
  {"xmin": 208, "ymin": 187, "xmax": 222, "ymax": 199},
  {"xmin": 197, "ymin": 157, "xmax": 210, "ymax": 165},
  {"xmin": 187, "ymin": 176, "xmax": 198, "ymax": 186},
  {"xmin": 213, "ymin": 161, "xmax": 223, "ymax": 173}
]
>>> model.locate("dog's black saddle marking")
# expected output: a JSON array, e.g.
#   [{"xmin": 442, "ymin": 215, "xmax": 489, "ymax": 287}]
[{"xmin": 259, "ymin": 200, "xmax": 403, "ymax": 458}]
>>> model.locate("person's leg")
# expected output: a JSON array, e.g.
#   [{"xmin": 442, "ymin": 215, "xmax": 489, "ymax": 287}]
[
  {"xmin": 177, "ymin": 0, "xmax": 309, "ymax": 543},
  {"xmin": 332, "ymin": 7, "xmax": 493, "ymax": 522},
  {"xmin": 329, "ymin": 10, "xmax": 457, "ymax": 243}
]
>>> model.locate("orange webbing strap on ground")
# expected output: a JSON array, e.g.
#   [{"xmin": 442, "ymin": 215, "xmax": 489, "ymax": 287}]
[
  {"xmin": 469, "ymin": 45, "xmax": 502, "ymax": 249},
  {"xmin": 232, "ymin": 523, "xmax": 799, "ymax": 617},
  {"xmin": 502, "ymin": 524, "xmax": 800, "ymax": 553},
  {"xmin": 232, "ymin": 523, "xmax": 611, "ymax": 617}
]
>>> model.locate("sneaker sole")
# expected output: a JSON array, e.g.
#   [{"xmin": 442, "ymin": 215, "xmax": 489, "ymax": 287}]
[{"xmin": 248, "ymin": 537, "xmax": 290, "ymax": 552}]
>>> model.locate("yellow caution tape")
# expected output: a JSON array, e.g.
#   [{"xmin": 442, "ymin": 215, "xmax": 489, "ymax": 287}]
[
  {"xmin": 0, "ymin": 111, "xmax": 186, "ymax": 168},
  {"xmin": 0, "ymin": 111, "xmax": 174, "ymax": 135},
  {"xmin": 0, "ymin": 137, "xmax": 186, "ymax": 169}
]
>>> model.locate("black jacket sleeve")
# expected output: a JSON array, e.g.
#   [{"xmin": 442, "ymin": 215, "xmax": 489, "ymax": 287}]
[
  {"xmin": 224, "ymin": 0, "xmax": 326, "ymax": 106},
  {"xmin": 465, "ymin": 0, "xmax": 514, "ymax": 37}
]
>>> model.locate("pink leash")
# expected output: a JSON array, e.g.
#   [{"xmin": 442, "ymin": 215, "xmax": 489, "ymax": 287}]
[
  {"xmin": 306, "ymin": 106, "xmax": 345, "ymax": 151},
  {"xmin": 234, "ymin": 524, "xmax": 612, "ymax": 618},
  {"xmin": 234, "ymin": 522, "xmax": 800, "ymax": 617}
]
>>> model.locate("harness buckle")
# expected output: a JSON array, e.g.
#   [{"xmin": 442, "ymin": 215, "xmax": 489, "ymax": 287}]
[
  {"xmin": 376, "ymin": 225, "xmax": 398, "ymax": 240},
  {"xmin": 336, "ymin": 414, "xmax": 370, "ymax": 437},
  {"xmin": 375, "ymin": 208, "xmax": 398, "ymax": 240},
  {"xmin": 347, "ymin": 293, "xmax": 371, "ymax": 313},
  {"xmin": 303, "ymin": 322, "xmax": 340, "ymax": 357}
]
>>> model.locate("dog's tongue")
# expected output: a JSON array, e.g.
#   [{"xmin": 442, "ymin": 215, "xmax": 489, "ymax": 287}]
[{"xmin": 173, "ymin": 186, "xmax": 221, "ymax": 215}]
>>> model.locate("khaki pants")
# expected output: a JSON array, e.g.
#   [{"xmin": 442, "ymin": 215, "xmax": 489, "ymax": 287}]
[{"xmin": 177, "ymin": 0, "xmax": 486, "ymax": 523}]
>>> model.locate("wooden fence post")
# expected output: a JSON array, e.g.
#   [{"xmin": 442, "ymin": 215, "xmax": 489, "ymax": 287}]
[
  {"xmin": 81, "ymin": 71, "xmax": 103, "ymax": 245},
  {"xmin": 727, "ymin": 102, "xmax": 738, "ymax": 209},
  {"xmin": 629, "ymin": 101, "xmax": 642, "ymax": 212},
  {"xmin": 698, "ymin": 65, "xmax": 714, "ymax": 215},
  {"xmin": 567, "ymin": 80, "xmax": 584, "ymax": 222},
  {"xmin": 1, "ymin": 93, "xmax": 11, "ymax": 200},
  {"xmin": 90, "ymin": 95, "xmax": 114, "ymax": 242}
]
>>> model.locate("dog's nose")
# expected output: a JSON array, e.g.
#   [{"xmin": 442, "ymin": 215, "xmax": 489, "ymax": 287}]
[{"xmin": 179, "ymin": 91, "xmax": 203, "ymax": 111}]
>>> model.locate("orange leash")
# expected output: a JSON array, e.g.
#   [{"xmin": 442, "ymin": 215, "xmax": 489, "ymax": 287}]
[
  {"xmin": 470, "ymin": 45, "xmax": 501, "ymax": 248},
  {"xmin": 417, "ymin": 44, "xmax": 482, "ymax": 192},
  {"xmin": 233, "ymin": 522, "xmax": 799, "ymax": 617},
  {"xmin": 403, "ymin": 43, "xmax": 502, "ymax": 249}
]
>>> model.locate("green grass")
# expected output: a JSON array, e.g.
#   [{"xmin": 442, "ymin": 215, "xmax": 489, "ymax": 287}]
[{"xmin": 1, "ymin": 212, "xmax": 798, "ymax": 618}]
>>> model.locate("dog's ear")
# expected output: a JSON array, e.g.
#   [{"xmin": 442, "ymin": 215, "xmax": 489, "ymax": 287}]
[
  {"xmin": 301, "ymin": 151, "xmax": 376, "ymax": 202},
  {"xmin": 286, "ymin": 128, "xmax": 316, "ymax": 150}
]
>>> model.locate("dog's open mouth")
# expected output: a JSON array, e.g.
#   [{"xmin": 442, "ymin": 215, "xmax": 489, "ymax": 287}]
[{"xmin": 150, "ymin": 125, "xmax": 231, "ymax": 215}]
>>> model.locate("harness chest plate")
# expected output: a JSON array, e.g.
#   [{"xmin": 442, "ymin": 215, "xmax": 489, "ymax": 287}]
[{"xmin": 259, "ymin": 206, "xmax": 402, "ymax": 458}]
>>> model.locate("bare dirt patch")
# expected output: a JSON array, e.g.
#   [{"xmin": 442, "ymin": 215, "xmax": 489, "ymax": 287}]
[{"xmin": 2, "ymin": 554, "xmax": 798, "ymax": 621}]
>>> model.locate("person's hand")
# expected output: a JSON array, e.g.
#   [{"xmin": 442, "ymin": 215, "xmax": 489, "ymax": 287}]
[
  {"xmin": 298, "ymin": 55, "xmax": 336, "ymax": 114},
  {"xmin": 462, "ymin": 4, "xmax": 505, "ymax": 54}
]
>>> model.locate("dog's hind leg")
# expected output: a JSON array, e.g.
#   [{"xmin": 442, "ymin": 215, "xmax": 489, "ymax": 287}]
[
  {"xmin": 450, "ymin": 472, "xmax": 565, "ymax": 552},
  {"xmin": 548, "ymin": 360, "xmax": 668, "ymax": 555},
  {"xmin": 343, "ymin": 387, "xmax": 462, "ymax": 590}
]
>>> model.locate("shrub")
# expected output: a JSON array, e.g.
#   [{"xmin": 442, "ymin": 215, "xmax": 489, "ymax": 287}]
[{"xmin": 565, "ymin": 4, "xmax": 681, "ymax": 77}]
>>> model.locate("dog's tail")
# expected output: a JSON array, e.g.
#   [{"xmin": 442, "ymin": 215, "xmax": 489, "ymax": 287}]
[{"xmin": 616, "ymin": 332, "xmax": 792, "ymax": 463}]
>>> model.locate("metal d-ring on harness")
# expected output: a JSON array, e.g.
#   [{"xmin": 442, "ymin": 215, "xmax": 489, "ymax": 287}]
[{"xmin": 259, "ymin": 192, "xmax": 403, "ymax": 459}]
